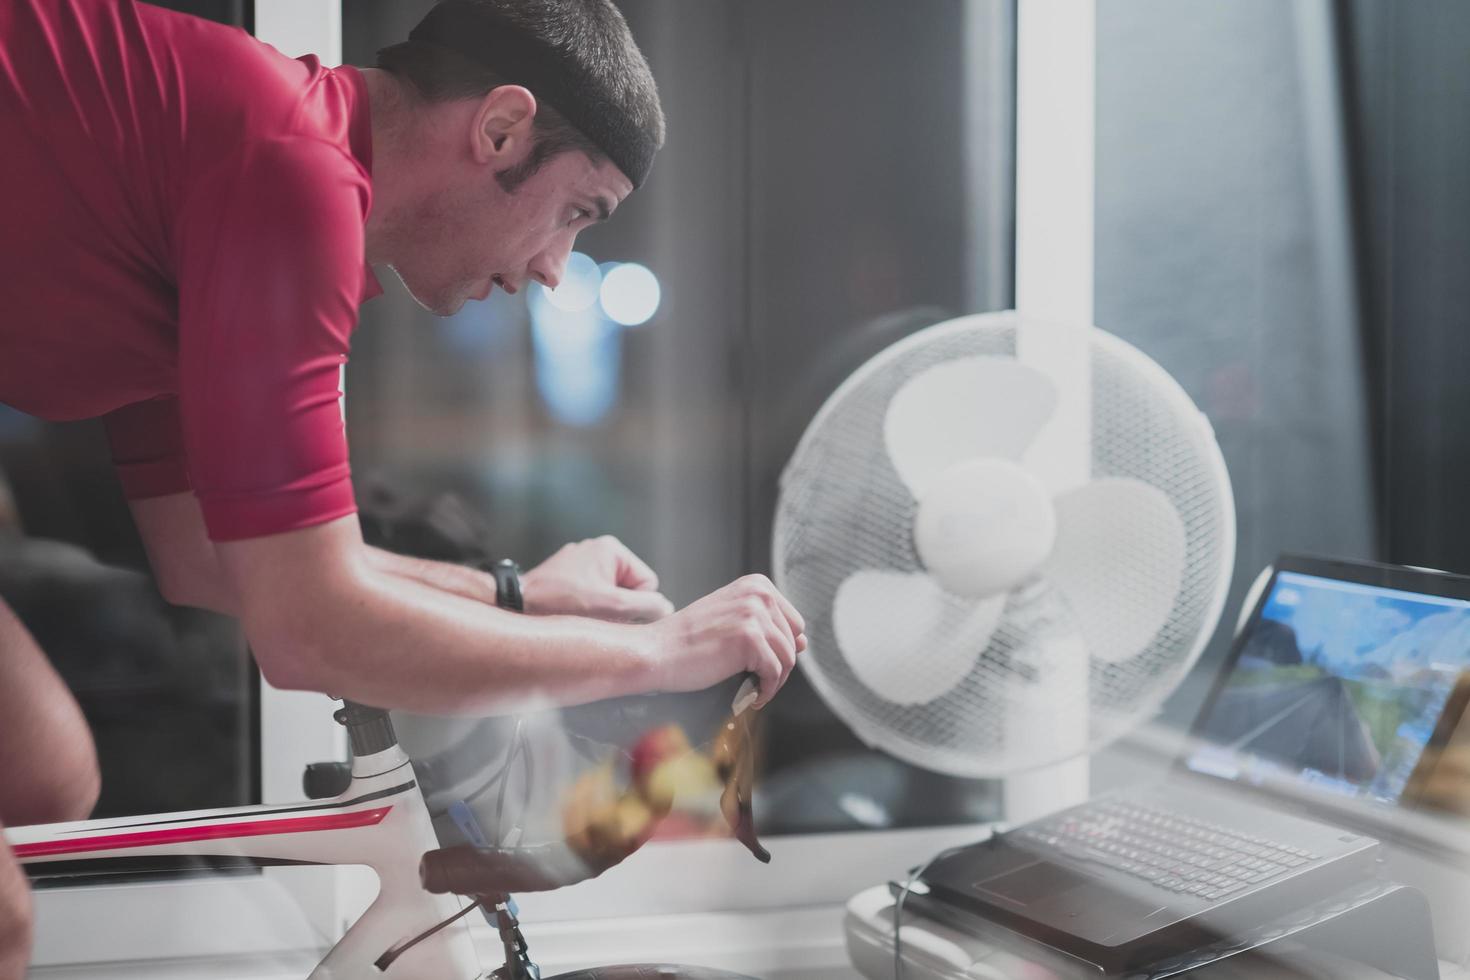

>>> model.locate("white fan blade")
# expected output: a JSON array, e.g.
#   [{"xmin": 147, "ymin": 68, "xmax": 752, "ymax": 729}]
[
  {"xmin": 884, "ymin": 356, "xmax": 1057, "ymax": 498},
  {"xmin": 832, "ymin": 569, "xmax": 1005, "ymax": 705},
  {"xmin": 1047, "ymin": 478, "xmax": 1186, "ymax": 664},
  {"xmin": 914, "ymin": 458, "xmax": 1056, "ymax": 598}
]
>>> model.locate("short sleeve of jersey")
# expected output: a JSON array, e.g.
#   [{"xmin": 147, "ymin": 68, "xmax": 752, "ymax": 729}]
[
  {"xmin": 104, "ymin": 395, "xmax": 192, "ymax": 499},
  {"xmin": 174, "ymin": 137, "xmax": 369, "ymax": 541}
]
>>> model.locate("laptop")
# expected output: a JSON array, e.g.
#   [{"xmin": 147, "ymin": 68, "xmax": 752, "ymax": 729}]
[{"xmin": 913, "ymin": 554, "xmax": 1470, "ymax": 973}]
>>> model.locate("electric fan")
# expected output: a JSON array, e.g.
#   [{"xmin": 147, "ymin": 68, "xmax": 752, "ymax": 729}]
[{"xmin": 771, "ymin": 311, "xmax": 1235, "ymax": 783}]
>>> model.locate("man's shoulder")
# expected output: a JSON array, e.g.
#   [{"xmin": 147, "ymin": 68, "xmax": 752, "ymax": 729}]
[
  {"xmin": 182, "ymin": 135, "xmax": 369, "ymax": 245},
  {"xmin": 136, "ymin": 0, "xmax": 304, "ymax": 98},
  {"xmin": 136, "ymin": 3, "xmax": 356, "ymax": 159},
  {"xmin": 236, "ymin": 135, "xmax": 364, "ymax": 184}
]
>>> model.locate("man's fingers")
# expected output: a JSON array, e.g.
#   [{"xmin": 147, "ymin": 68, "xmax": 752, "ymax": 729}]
[
  {"xmin": 606, "ymin": 538, "xmax": 659, "ymax": 591},
  {"xmin": 613, "ymin": 588, "xmax": 675, "ymax": 623},
  {"xmin": 767, "ymin": 623, "xmax": 796, "ymax": 694},
  {"xmin": 752, "ymin": 652, "xmax": 783, "ymax": 709},
  {"xmin": 741, "ymin": 572, "xmax": 804, "ymax": 638},
  {"xmin": 770, "ymin": 588, "xmax": 805, "ymax": 638},
  {"xmin": 766, "ymin": 611, "xmax": 797, "ymax": 680}
]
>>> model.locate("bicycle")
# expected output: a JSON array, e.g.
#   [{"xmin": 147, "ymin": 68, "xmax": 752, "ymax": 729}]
[{"xmin": 8, "ymin": 690, "xmax": 765, "ymax": 979}]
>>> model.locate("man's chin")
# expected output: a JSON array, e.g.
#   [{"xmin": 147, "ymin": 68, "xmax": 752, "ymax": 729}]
[
  {"xmin": 419, "ymin": 294, "xmax": 465, "ymax": 317},
  {"xmin": 385, "ymin": 266, "xmax": 466, "ymax": 317}
]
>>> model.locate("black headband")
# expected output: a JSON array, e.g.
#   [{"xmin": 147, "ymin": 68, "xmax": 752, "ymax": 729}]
[{"xmin": 408, "ymin": 0, "xmax": 657, "ymax": 187}]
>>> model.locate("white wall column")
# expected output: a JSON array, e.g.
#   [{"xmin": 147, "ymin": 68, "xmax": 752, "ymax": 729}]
[{"xmin": 1006, "ymin": 0, "xmax": 1098, "ymax": 825}]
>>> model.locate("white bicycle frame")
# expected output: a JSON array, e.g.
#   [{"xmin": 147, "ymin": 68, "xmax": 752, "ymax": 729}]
[{"xmin": 7, "ymin": 709, "xmax": 485, "ymax": 980}]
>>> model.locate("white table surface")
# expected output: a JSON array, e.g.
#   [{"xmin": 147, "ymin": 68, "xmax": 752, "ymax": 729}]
[{"xmin": 28, "ymin": 903, "xmax": 859, "ymax": 979}]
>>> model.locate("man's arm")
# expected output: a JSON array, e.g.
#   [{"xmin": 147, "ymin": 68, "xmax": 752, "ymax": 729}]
[
  {"xmin": 130, "ymin": 493, "xmax": 498, "ymax": 613},
  {"xmin": 215, "ymin": 515, "xmax": 804, "ymax": 715},
  {"xmin": 129, "ymin": 493, "xmax": 241, "ymax": 615},
  {"xmin": 129, "ymin": 493, "xmax": 497, "ymax": 613},
  {"xmin": 367, "ymin": 544, "xmax": 676, "ymax": 620},
  {"xmin": 366, "ymin": 549, "xmax": 499, "ymax": 605},
  {"xmin": 132, "ymin": 494, "xmax": 674, "ymax": 622}
]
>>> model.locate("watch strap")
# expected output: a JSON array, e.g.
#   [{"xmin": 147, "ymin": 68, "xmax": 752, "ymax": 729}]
[{"xmin": 492, "ymin": 559, "xmax": 524, "ymax": 612}]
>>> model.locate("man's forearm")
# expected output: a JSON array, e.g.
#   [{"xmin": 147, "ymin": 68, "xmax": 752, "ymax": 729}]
[
  {"xmin": 368, "ymin": 548, "xmax": 498, "ymax": 606},
  {"xmin": 219, "ymin": 517, "xmax": 800, "ymax": 716},
  {"xmin": 247, "ymin": 557, "xmax": 657, "ymax": 715},
  {"xmin": 167, "ymin": 546, "xmax": 497, "ymax": 617}
]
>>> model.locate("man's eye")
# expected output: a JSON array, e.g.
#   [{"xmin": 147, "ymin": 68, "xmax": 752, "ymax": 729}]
[{"xmin": 570, "ymin": 208, "xmax": 593, "ymax": 225}]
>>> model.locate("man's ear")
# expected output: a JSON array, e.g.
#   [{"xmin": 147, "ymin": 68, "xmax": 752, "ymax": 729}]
[{"xmin": 471, "ymin": 84, "xmax": 538, "ymax": 165}]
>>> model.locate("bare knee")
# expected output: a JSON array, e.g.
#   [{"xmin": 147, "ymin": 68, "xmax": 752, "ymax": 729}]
[
  {"xmin": 0, "ymin": 598, "xmax": 101, "ymax": 825},
  {"xmin": 51, "ymin": 715, "xmax": 101, "ymax": 823},
  {"xmin": 14, "ymin": 731, "xmax": 99, "ymax": 826},
  {"xmin": 0, "ymin": 841, "xmax": 34, "ymax": 980},
  {"xmin": 44, "ymin": 743, "xmax": 101, "ymax": 824},
  {"xmin": 0, "ymin": 718, "xmax": 100, "ymax": 827}
]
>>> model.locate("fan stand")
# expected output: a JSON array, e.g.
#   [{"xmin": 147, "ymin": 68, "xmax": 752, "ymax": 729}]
[{"xmin": 1003, "ymin": 744, "xmax": 1090, "ymax": 827}]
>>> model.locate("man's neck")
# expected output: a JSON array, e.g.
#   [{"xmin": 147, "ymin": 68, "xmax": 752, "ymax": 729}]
[{"xmin": 360, "ymin": 68, "xmax": 415, "ymax": 265}]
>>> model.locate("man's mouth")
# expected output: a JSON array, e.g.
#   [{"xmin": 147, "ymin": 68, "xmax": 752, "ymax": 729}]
[{"xmin": 493, "ymin": 274, "xmax": 517, "ymax": 295}]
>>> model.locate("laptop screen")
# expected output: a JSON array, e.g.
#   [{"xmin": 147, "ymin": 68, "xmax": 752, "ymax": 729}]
[{"xmin": 1184, "ymin": 568, "xmax": 1470, "ymax": 806}]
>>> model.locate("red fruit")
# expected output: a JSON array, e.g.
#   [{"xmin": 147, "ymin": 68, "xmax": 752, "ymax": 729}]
[{"xmin": 630, "ymin": 724, "xmax": 691, "ymax": 787}]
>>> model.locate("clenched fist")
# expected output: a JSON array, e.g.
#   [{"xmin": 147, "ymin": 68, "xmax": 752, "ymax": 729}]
[
  {"xmin": 522, "ymin": 535, "xmax": 675, "ymax": 623},
  {"xmin": 644, "ymin": 575, "xmax": 807, "ymax": 709}
]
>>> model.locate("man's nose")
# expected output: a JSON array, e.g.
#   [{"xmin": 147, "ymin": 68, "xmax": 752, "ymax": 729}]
[{"xmin": 529, "ymin": 241, "xmax": 572, "ymax": 291}]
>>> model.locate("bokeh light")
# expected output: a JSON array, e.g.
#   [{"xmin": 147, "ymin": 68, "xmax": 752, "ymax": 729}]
[
  {"xmin": 599, "ymin": 262, "xmax": 661, "ymax": 326},
  {"xmin": 541, "ymin": 251, "xmax": 602, "ymax": 312},
  {"xmin": 528, "ymin": 276, "xmax": 620, "ymax": 426}
]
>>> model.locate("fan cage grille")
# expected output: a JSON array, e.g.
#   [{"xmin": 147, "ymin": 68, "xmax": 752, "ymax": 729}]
[{"xmin": 772, "ymin": 314, "xmax": 1233, "ymax": 777}]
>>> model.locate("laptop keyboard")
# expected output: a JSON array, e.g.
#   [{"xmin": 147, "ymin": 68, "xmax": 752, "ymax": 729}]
[{"xmin": 1013, "ymin": 799, "xmax": 1322, "ymax": 901}]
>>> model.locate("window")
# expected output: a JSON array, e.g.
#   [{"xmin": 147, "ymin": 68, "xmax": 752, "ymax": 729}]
[{"xmin": 340, "ymin": 0, "xmax": 1017, "ymax": 916}]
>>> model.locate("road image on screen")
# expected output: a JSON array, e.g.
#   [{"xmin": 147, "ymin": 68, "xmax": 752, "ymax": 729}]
[{"xmin": 1186, "ymin": 571, "xmax": 1470, "ymax": 805}]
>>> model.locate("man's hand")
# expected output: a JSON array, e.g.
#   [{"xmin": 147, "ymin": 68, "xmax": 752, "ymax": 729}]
[
  {"xmin": 522, "ymin": 535, "xmax": 674, "ymax": 623},
  {"xmin": 644, "ymin": 575, "xmax": 807, "ymax": 709}
]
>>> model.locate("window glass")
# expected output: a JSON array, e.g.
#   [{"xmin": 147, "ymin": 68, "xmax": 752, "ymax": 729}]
[
  {"xmin": 1094, "ymin": 0, "xmax": 1379, "ymax": 732},
  {"xmin": 341, "ymin": 0, "xmax": 1017, "ymax": 836}
]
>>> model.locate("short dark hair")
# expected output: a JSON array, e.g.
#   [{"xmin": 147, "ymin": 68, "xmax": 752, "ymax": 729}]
[{"xmin": 376, "ymin": 0, "xmax": 666, "ymax": 191}]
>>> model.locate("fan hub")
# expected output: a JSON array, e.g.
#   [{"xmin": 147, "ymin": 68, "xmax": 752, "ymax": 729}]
[{"xmin": 913, "ymin": 458, "xmax": 1057, "ymax": 599}]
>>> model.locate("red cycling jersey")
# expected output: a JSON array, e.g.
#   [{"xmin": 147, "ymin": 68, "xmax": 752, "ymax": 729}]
[{"xmin": 0, "ymin": 0, "xmax": 380, "ymax": 541}]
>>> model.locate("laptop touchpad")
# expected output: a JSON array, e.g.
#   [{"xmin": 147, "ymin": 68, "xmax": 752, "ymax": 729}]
[
  {"xmin": 976, "ymin": 860, "xmax": 1170, "ymax": 942},
  {"xmin": 977, "ymin": 860, "xmax": 1099, "ymax": 905}
]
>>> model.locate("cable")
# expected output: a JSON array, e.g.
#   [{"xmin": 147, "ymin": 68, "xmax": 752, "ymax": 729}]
[
  {"xmin": 516, "ymin": 718, "xmax": 534, "ymax": 843},
  {"xmin": 465, "ymin": 716, "xmax": 526, "ymax": 807},
  {"xmin": 494, "ymin": 718, "xmax": 528, "ymax": 843},
  {"xmin": 373, "ymin": 897, "xmax": 484, "ymax": 971},
  {"xmin": 893, "ymin": 844, "xmax": 969, "ymax": 980}
]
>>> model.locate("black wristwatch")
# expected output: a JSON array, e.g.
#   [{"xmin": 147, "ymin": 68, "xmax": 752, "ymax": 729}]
[{"xmin": 491, "ymin": 558, "xmax": 524, "ymax": 612}]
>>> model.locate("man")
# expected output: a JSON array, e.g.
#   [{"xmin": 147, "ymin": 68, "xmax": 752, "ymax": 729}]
[{"xmin": 0, "ymin": 0, "xmax": 806, "ymax": 972}]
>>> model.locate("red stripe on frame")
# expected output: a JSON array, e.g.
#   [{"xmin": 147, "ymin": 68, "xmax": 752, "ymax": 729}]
[{"xmin": 13, "ymin": 806, "xmax": 392, "ymax": 859}]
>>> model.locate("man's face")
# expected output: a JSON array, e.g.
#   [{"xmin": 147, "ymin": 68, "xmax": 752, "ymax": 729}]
[{"xmin": 389, "ymin": 147, "xmax": 633, "ymax": 317}]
